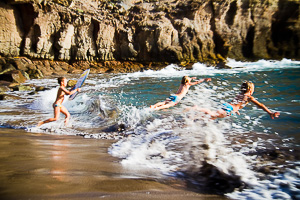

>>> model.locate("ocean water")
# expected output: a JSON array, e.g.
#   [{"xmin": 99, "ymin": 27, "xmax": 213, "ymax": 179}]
[{"xmin": 0, "ymin": 59, "xmax": 299, "ymax": 199}]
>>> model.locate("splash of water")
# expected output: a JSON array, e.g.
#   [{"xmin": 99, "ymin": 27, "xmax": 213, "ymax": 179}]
[{"xmin": 1, "ymin": 58, "xmax": 300, "ymax": 199}]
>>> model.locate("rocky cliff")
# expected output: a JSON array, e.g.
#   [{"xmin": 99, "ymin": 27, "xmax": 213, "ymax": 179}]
[{"xmin": 0, "ymin": 0, "xmax": 299, "ymax": 68}]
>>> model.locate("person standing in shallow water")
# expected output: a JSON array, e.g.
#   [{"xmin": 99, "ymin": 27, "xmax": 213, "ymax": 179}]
[
  {"xmin": 191, "ymin": 81, "xmax": 280, "ymax": 119},
  {"xmin": 37, "ymin": 77, "xmax": 80, "ymax": 127},
  {"xmin": 150, "ymin": 76, "xmax": 211, "ymax": 110}
]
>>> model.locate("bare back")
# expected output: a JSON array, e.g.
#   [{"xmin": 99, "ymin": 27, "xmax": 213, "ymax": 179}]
[
  {"xmin": 175, "ymin": 84, "xmax": 191, "ymax": 99},
  {"xmin": 230, "ymin": 93, "xmax": 251, "ymax": 112}
]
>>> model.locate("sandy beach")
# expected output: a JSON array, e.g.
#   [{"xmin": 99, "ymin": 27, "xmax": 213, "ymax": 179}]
[{"xmin": 0, "ymin": 128, "xmax": 227, "ymax": 200}]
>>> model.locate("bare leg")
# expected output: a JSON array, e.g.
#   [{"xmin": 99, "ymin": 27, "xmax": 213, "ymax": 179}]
[
  {"xmin": 60, "ymin": 105, "xmax": 70, "ymax": 126},
  {"xmin": 150, "ymin": 100, "xmax": 168, "ymax": 109},
  {"xmin": 214, "ymin": 110, "xmax": 227, "ymax": 119},
  {"xmin": 153, "ymin": 102, "xmax": 176, "ymax": 110},
  {"xmin": 187, "ymin": 105, "xmax": 227, "ymax": 119},
  {"xmin": 37, "ymin": 106, "xmax": 60, "ymax": 126}
]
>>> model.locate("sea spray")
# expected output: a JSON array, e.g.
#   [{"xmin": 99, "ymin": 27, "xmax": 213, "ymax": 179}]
[
  {"xmin": 1, "ymin": 59, "xmax": 299, "ymax": 199},
  {"xmin": 28, "ymin": 88, "xmax": 58, "ymax": 111},
  {"xmin": 109, "ymin": 103, "xmax": 258, "ymax": 193}
]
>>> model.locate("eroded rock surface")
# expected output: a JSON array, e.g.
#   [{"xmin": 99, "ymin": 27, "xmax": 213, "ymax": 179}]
[{"xmin": 0, "ymin": 0, "xmax": 299, "ymax": 66}]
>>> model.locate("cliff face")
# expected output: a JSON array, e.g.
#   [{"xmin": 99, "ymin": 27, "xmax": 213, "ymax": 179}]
[{"xmin": 1, "ymin": 0, "xmax": 299, "ymax": 65}]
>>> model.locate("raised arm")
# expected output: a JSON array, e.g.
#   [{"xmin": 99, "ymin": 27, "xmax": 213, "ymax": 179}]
[{"xmin": 249, "ymin": 96, "xmax": 280, "ymax": 119}]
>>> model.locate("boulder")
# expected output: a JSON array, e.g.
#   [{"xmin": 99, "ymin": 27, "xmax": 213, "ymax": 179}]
[
  {"xmin": 0, "ymin": 80, "xmax": 17, "ymax": 87},
  {"xmin": 0, "ymin": 86, "xmax": 11, "ymax": 93},
  {"xmin": 49, "ymin": 61, "xmax": 68, "ymax": 75},
  {"xmin": 0, "ymin": 70, "xmax": 27, "ymax": 83},
  {"xmin": 27, "ymin": 68, "xmax": 44, "ymax": 79},
  {"xmin": 0, "ymin": 64, "xmax": 16, "ymax": 75},
  {"xmin": 215, "ymin": 61, "xmax": 232, "ymax": 69},
  {"xmin": 11, "ymin": 85, "xmax": 33, "ymax": 91},
  {"xmin": 0, "ymin": 57, "xmax": 6, "ymax": 66},
  {"xmin": 20, "ymin": 71, "xmax": 30, "ymax": 80},
  {"xmin": 67, "ymin": 80, "xmax": 77, "ymax": 88},
  {"xmin": 184, "ymin": 161, "xmax": 245, "ymax": 194},
  {"xmin": 35, "ymin": 86, "xmax": 47, "ymax": 92},
  {"xmin": 68, "ymin": 68, "xmax": 83, "ymax": 74},
  {"xmin": 0, "ymin": 94, "xmax": 22, "ymax": 100},
  {"xmin": 11, "ymin": 57, "xmax": 33, "ymax": 71}
]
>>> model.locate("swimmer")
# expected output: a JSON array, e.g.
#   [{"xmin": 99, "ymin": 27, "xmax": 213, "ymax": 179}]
[
  {"xmin": 150, "ymin": 76, "xmax": 211, "ymax": 110},
  {"xmin": 192, "ymin": 81, "xmax": 280, "ymax": 119}
]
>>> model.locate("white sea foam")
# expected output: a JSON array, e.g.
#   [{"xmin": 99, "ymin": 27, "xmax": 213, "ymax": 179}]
[
  {"xmin": 109, "ymin": 97, "xmax": 299, "ymax": 199},
  {"xmin": 28, "ymin": 88, "xmax": 58, "ymax": 111},
  {"xmin": 226, "ymin": 58, "xmax": 300, "ymax": 71},
  {"xmin": 2, "ymin": 58, "xmax": 299, "ymax": 199},
  {"xmin": 109, "ymin": 103, "xmax": 260, "ymax": 185},
  {"xmin": 115, "ymin": 59, "xmax": 300, "ymax": 81},
  {"xmin": 107, "ymin": 60, "xmax": 300, "ymax": 199},
  {"xmin": 227, "ymin": 167, "xmax": 300, "ymax": 200},
  {"xmin": 109, "ymin": 80, "xmax": 259, "ymax": 184}
]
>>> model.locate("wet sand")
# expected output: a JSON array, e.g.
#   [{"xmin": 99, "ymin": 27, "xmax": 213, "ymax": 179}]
[{"xmin": 0, "ymin": 128, "xmax": 227, "ymax": 200}]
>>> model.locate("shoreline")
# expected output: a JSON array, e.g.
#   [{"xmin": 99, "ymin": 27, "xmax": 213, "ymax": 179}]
[
  {"xmin": 0, "ymin": 128, "xmax": 228, "ymax": 200},
  {"xmin": 0, "ymin": 59, "xmax": 300, "ymax": 199}
]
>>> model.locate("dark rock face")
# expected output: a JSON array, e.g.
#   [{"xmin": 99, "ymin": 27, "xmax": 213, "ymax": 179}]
[
  {"xmin": 0, "ymin": 70, "xmax": 27, "ymax": 83},
  {"xmin": 0, "ymin": 0, "xmax": 299, "ymax": 66},
  {"xmin": 0, "ymin": 94, "xmax": 22, "ymax": 100}
]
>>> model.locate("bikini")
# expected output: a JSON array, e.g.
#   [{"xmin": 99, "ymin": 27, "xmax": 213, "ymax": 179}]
[
  {"xmin": 53, "ymin": 104, "xmax": 62, "ymax": 108},
  {"xmin": 167, "ymin": 95, "xmax": 180, "ymax": 104},
  {"xmin": 221, "ymin": 103, "xmax": 234, "ymax": 116}
]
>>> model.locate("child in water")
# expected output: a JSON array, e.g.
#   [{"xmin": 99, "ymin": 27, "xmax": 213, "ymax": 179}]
[
  {"xmin": 37, "ymin": 77, "xmax": 80, "ymax": 127},
  {"xmin": 192, "ymin": 81, "xmax": 280, "ymax": 119},
  {"xmin": 150, "ymin": 76, "xmax": 211, "ymax": 110}
]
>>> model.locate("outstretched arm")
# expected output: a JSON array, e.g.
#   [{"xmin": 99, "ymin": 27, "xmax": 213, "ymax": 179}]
[
  {"xmin": 249, "ymin": 96, "xmax": 280, "ymax": 119},
  {"xmin": 190, "ymin": 78, "xmax": 211, "ymax": 86}
]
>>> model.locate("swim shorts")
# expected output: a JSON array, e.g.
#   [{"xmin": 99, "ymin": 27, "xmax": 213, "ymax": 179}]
[
  {"xmin": 167, "ymin": 95, "xmax": 180, "ymax": 104},
  {"xmin": 221, "ymin": 103, "xmax": 233, "ymax": 116}
]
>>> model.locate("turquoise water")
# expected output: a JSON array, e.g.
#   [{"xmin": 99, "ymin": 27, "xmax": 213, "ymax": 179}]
[{"xmin": 0, "ymin": 59, "xmax": 300, "ymax": 199}]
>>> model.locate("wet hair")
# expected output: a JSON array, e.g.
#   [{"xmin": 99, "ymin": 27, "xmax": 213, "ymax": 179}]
[
  {"xmin": 57, "ymin": 77, "xmax": 66, "ymax": 84},
  {"xmin": 241, "ymin": 81, "xmax": 254, "ymax": 93},
  {"xmin": 181, "ymin": 76, "xmax": 189, "ymax": 84}
]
